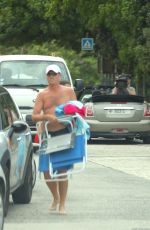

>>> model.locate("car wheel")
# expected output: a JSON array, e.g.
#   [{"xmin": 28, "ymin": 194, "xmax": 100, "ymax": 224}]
[
  {"xmin": 125, "ymin": 137, "xmax": 134, "ymax": 143},
  {"xmin": 4, "ymin": 167, "xmax": 10, "ymax": 217},
  {"xmin": 87, "ymin": 138, "xmax": 93, "ymax": 144},
  {"xmin": 32, "ymin": 158, "xmax": 36, "ymax": 189},
  {"xmin": 12, "ymin": 156, "xmax": 33, "ymax": 204},
  {"xmin": 0, "ymin": 186, "xmax": 4, "ymax": 230},
  {"xmin": 143, "ymin": 136, "xmax": 150, "ymax": 144}
]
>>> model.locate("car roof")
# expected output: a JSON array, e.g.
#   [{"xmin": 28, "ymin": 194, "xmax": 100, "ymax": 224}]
[{"xmin": 0, "ymin": 55, "xmax": 66, "ymax": 63}]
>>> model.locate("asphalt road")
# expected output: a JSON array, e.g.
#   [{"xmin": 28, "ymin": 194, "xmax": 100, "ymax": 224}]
[{"xmin": 4, "ymin": 139, "xmax": 150, "ymax": 230}]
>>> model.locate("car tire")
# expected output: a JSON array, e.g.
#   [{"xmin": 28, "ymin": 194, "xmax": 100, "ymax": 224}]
[
  {"xmin": 125, "ymin": 137, "xmax": 134, "ymax": 143},
  {"xmin": 4, "ymin": 167, "xmax": 10, "ymax": 217},
  {"xmin": 12, "ymin": 156, "xmax": 33, "ymax": 204},
  {"xmin": 143, "ymin": 136, "xmax": 150, "ymax": 144},
  {"xmin": 32, "ymin": 158, "xmax": 36, "ymax": 189},
  {"xmin": 87, "ymin": 138, "xmax": 92, "ymax": 144},
  {"xmin": 0, "ymin": 186, "xmax": 4, "ymax": 230}
]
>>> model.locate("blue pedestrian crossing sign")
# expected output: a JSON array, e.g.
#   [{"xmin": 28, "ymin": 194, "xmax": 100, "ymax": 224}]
[{"xmin": 81, "ymin": 38, "xmax": 94, "ymax": 50}]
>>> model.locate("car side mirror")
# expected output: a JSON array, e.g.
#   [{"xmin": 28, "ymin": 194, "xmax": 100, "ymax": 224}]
[
  {"xmin": 8, "ymin": 122, "xmax": 28, "ymax": 139},
  {"xmin": 12, "ymin": 122, "xmax": 28, "ymax": 133},
  {"xmin": 74, "ymin": 79, "xmax": 84, "ymax": 92},
  {"xmin": 74, "ymin": 79, "xmax": 84, "ymax": 100}
]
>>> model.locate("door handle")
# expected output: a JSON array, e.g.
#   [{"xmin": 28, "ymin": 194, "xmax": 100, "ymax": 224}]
[
  {"xmin": 17, "ymin": 137, "xmax": 21, "ymax": 141},
  {"xmin": 25, "ymin": 132, "xmax": 30, "ymax": 136}
]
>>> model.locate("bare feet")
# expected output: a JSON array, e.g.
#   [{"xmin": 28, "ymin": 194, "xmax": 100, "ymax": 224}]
[
  {"xmin": 59, "ymin": 205, "xmax": 67, "ymax": 215},
  {"xmin": 49, "ymin": 200, "xmax": 59, "ymax": 211}
]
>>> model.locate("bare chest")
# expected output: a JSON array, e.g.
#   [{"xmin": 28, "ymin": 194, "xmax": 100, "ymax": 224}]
[{"xmin": 43, "ymin": 92, "xmax": 69, "ymax": 111}]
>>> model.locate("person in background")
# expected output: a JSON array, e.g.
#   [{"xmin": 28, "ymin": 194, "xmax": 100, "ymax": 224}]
[
  {"xmin": 112, "ymin": 73, "xmax": 136, "ymax": 95},
  {"xmin": 32, "ymin": 64, "xmax": 76, "ymax": 214}
]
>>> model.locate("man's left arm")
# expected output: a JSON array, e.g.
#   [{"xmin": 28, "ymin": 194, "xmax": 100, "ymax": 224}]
[
  {"xmin": 128, "ymin": 87, "xmax": 136, "ymax": 95},
  {"xmin": 69, "ymin": 88, "xmax": 77, "ymax": 100}
]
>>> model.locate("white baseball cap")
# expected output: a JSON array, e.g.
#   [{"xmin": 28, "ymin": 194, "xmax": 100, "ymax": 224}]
[{"xmin": 46, "ymin": 64, "xmax": 61, "ymax": 75}]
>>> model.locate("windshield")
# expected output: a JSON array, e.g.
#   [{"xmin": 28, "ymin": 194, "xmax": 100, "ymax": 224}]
[{"xmin": 0, "ymin": 60, "xmax": 71, "ymax": 87}]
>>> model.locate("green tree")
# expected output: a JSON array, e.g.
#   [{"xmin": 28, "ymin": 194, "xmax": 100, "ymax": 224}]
[{"xmin": 0, "ymin": 0, "xmax": 150, "ymax": 98}]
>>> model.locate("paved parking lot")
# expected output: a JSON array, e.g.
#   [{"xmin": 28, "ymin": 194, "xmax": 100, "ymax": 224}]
[
  {"xmin": 88, "ymin": 140, "xmax": 150, "ymax": 180},
  {"xmin": 4, "ymin": 140, "xmax": 150, "ymax": 230}
]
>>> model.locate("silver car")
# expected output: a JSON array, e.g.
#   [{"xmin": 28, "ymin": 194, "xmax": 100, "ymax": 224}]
[
  {"xmin": 0, "ymin": 165, "xmax": 6, "ymax": 230},
  {"xmin": 83, "ymin": 91, "xmax": 150, "ymax": 143},
  {"xmin": 0, "ymin": 86, "xmax": 34, "ymax": 221}
]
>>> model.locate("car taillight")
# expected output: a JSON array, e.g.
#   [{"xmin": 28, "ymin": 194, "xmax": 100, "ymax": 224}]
[
  {"xmin": 34, "ymin": 134, "xmax": 39, "ymax": 143},
  {"xmin": 85, "ymin": 103, "xmax": 94, "ymax": 117},
  {"xmin": 144, "ymin": 108, "xmax": 150, "ymax": 116}
]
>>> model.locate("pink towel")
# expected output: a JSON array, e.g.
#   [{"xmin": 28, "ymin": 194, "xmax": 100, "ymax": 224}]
[{"xmin": 63, "ymin": 104, "xmax": 86, "ymax": 117}]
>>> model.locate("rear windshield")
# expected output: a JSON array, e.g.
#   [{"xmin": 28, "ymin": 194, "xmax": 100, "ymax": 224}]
[{"xmin": 0, "ymin": 60, "xmax": 71, "ymax": 86}]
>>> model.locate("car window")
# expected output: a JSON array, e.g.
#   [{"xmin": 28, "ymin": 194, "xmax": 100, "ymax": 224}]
[
  {"xmin": 0, "ymin": 60, "xmax": 70, "ymax": 86},
  {"xmin": 0, "ymin": 95, "xmax": 11, "ymax": 129},
  {"xmin": 0, "ymin": 93, "xmax": 20, "ymax": 129},
  {"xmin": 3, "ymin": 94, "xmax": 20, "ymax": 121}
]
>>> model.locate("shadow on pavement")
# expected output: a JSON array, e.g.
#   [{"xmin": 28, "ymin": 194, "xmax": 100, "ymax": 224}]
[{"xmin": 88, "ymin": 138, "xmax": 143, "ymax": 145}]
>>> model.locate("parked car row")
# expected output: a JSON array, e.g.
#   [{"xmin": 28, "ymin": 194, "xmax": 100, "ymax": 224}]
[{"xmin": 0, "ymin": 54, "xmax": 84, "ymax": 229}]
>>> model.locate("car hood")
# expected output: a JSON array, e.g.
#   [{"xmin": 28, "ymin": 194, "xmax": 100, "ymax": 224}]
[{"xmin": 6, "ymin": 87, "xmax": 42, "ymax": 109}]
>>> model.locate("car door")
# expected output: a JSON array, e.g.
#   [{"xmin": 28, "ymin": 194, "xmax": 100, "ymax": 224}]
[
  {"xmin": 6, "ymin": 94, "xmax": 32, "ymax": 185},
  {"xmin": 0, "ymin": 94, "xmax": 20, "ymax": 188}
]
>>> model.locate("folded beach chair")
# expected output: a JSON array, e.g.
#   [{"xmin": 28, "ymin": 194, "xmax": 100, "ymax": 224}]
[{"xmin": 37, "ymin": 115, "xmax": 87, "ymax": 181}]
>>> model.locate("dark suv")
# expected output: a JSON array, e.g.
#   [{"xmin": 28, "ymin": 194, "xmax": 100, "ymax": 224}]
[{"xmin": 0, "ymin": 86, "xmax": 34, "ymax": 219}]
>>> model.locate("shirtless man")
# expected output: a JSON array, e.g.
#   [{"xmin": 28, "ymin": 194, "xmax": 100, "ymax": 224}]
[{"xmin": 32, "ymin": 64, "xmax": 76, "ymax": 214}]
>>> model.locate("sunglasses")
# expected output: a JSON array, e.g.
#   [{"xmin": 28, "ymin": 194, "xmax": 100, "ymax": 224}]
[{"xmin": 47, "ymin": 71, "xmax": 58, "ymax": 77}]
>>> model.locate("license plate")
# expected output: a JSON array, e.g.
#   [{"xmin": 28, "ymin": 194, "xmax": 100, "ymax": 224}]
[{"xmin": 107, "ymin": 109, "xmax": 131, "ymax": 114}]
